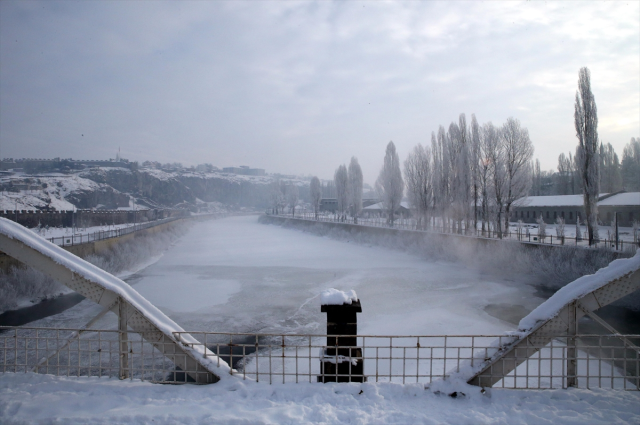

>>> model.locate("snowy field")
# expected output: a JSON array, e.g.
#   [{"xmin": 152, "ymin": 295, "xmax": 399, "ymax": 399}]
[{"xmin": 1, "ymin": 215, "xmax": 638, "ymax": 424}]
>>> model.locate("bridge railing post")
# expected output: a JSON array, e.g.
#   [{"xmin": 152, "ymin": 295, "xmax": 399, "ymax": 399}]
[
  {"xmin": 567, "ymin": 301, "xmax": 577, "ymax": 388},
  {"xmin": 118, "ymin": 298, "xmax": 130, "ymax": 380}
]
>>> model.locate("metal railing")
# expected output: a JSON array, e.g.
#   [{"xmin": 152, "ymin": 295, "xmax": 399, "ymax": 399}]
[
  {"xmin": 42, "ymin": 217, "xmax": 182, "ymax": 247},
  {"xmin": 270, "ymin": 212, "xmax": 640, "ymax": 253},
  {"xmin": 2, "ymin": 327, "xmax": 638, "ymax": 389},
  {"xmin": 41, "ymin": 212, "xmax": 233, "ymax": 248}
]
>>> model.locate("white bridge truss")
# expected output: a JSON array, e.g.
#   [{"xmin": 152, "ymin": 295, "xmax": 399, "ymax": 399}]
[
  {"xmin": 0, "ymin": 217, "xmax": 229, "ymax": 384},
  {"xmin": 467, "ymin": 252, "xmax": 640, "ymax": 388}
]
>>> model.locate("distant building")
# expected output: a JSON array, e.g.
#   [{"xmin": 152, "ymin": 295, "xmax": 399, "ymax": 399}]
[
  {"xmin": 511, "ymin": 192, "xmax": 640, "ymax": 226},
  {"xmin": 320, "ymin": 198, "xmax": 338, "ymax": 213},
  {"xmin": 0, "ymin": 157, "xmax": 132, "ymax": 172},
  {"xmin": 222, "ymin": 165, "xmax": 265, "ymax": 176},
  {"xmin": 362, "ymin": 201, "xmax": 411, "ymax": 218}
]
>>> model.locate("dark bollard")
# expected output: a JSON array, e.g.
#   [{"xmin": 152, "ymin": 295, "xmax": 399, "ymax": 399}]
[{"xmin": 318, "ymin": 289, "xmax": 366, "ymax": 383}]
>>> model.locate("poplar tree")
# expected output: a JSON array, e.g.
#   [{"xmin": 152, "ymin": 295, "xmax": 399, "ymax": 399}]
[{"xmin": 574, "ymin": 67, "xmax": 599, "ymax": 245}]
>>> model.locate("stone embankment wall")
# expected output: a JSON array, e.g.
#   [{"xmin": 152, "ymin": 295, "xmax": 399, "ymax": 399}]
[
  {"xmin": 258, "ymin": 215, "xmax": 629, "ymax": 283},
  {"xmin": 0, "ymin": 209, "xmax": 187, "ymax": 229}
]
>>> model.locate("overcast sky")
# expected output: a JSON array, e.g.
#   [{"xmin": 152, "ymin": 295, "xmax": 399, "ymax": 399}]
[{"xmin": 1, "ymin": 1, "xmax": 638, "ymax": 184}]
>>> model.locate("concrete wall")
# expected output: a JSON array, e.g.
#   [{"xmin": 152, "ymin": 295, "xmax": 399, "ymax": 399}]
[{"xmin": 258, "ymin": 214, "xmax": 631, "ymax": 266}]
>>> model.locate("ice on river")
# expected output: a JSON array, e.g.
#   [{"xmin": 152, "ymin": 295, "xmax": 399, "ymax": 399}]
[{"xmin": 126, "ymin": 215, "xmax": 543, "ymax": 336}]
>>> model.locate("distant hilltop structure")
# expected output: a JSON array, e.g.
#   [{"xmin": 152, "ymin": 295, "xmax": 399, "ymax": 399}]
[
  {"xmin": 222, "ymin": 165, "xmax": 265, "ymax": 176},
  {"xmin": 0, "ymin": 156, "xmax": 133, "ymax": 172}
]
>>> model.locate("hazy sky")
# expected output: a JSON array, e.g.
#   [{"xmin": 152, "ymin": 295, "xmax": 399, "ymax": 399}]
[{"xmin": 1, "ymin": 1, "xmax": 638, "ymax": 184}]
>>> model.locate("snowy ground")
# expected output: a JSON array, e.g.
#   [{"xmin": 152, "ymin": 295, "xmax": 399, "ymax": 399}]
[
  {"xmin": 1, "ymin": 373, "xmax": 638, "ymax": 425},
  {"xmin": 1, "ymin": 215, "xmax": 638, "ymax": 424}
]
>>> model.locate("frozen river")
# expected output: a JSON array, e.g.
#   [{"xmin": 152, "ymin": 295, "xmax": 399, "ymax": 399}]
[{"xmin": 122, "ymin": 215, "xmax": 544, "ymax": 336}]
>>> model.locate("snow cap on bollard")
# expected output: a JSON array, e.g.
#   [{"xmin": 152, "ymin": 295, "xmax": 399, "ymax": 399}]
[{"xmin": 320, "ymin": 288, "xmax": 358, "ymax": 306}]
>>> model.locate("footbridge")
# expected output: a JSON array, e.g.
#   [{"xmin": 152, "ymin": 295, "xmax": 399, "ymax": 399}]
[{"xmin": 0, "ymin": 217, "xmax": 231, "ymax": 384}]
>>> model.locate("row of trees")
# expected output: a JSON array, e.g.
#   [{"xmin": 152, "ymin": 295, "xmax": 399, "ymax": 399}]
[
  {"xmin": 268, "ymin": 180, "xmax": 300, "ymax": 216},
  {"xmin": 332, "ymin": 158, "xmax": 364, "ymax": 222},
  {"xmin": 532, "ymin": 137, "xmax": 640, "ymax": 197},
  {"xmin": 402, "ymin": 115, "xmax": 534, "ymax": 236}
]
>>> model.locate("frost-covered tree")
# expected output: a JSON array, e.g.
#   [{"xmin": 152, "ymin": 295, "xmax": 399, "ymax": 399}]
[
  {"xmin": 555, "ymin": 217, "xmax": 566, "ymax": 244},
  {"xmin": 376, "ymin": 141, "xmax": 404, "ymax": 226},
  {"xmin": 621, "ymin": 137, "xmax": 640, "ymax": 191},
  {"xmin": 556, "ymin": 153, "xmax": 573, "ymax": 195},
  {"xmin": 431, "ymin": 131, "xmax": 444, "ymax": 227},
  {"xmin": 574, "ymin": 67, "xmax": 600, "ymax": 245},
  {"xmin": 334, "ymin": 164, "xmax": 349, "ymax": 222},
  {"xmin": 599, "ymin": 142, "xmax": 622, "ymax": 193},
  {"xmin": 347, "ymin": 157, "xmax": 363, "ymax": 222},
  {"xmin": 501, "ymin": 117, "xmax": 534, "ymax": 230},
  {"xmin": 448, "ymin": 115, "xmax": 472, "ymax": 233},
  {"xmin": 269, "ymin": 180, "xmax": 284, "ymax": 214},
  {"xmin": 404, "ymin": 143, "xmax": 433, "ymax": 230},
  {"xmin": 478, "ymin": 122, "xmax": 497, "ymax": 233},
  {"xmin": 531, "ymin": 159, "xmax": 542, "ymax": 196},
  {"xmin": 537, "ymin": 215, "xmax": 547, "ymax": 242},
  {"xmin": 310, "ymin": 176, "xmax": 322, "ymax": 220},
  {"xmin": 287, "ymin": 183, "xmax": 299, "ymax": 217},
  {"xmin": 485, "ymin": 122, "xmax": 508, "ymax": 237},
  {"xmin": 470, "ymin": 114, "xmax": 481, "ymax": 230},
  {"xmin": 575, "ymin": 215, "xmax": 583, "ymax": 241}
]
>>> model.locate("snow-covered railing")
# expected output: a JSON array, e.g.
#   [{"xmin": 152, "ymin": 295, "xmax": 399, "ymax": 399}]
[
  {"xmin": 269, "ymin": 212, "xmax": 640, "ymax": 253},
  {"xmin": 1, "ymin": 327, "xmax": 638, "ymax": 389},
  {"xmin": 44, "ymin": 217, "xmax": 181, "ymax": 247}
]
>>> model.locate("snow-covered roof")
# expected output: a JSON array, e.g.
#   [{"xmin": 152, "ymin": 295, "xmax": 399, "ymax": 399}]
[
  {"xmin": 363, "ymin": 201, "xmax": 410, "ymax": 210},
  {"xmin": 512, "ymin": 195, "xmax": 585, "ymax": 207},
  {"xmin": 513, "ymin": 192, "xmax": 639, "ymax": 208},
  {"xmin": 598, "ymin": 192, "xmax": 640, "ymax": 207}
]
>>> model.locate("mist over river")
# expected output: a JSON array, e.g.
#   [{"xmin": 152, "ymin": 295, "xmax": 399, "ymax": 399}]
[{"xmin": 126, "ymin": 215, "xmax": 545, "ymax": 335}]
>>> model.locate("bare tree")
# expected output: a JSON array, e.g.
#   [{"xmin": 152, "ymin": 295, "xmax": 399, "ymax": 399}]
[
  {"xmin": 556, "ymin": 153, "xmax": 572, "ymax": 195},
  {"xmin": 334, "ymin": 164, "xmax": 349, "ymax": 222},
  {"xmin": 310, "ymin": 176, "xmax": 322, "ymax": 220},
  {"xmin": 376, "ymin": 141, "xmax": 404, "ymax": 226},
  {"xmin": 470, "ymin": 114, "xmax": 481, "ymax": 231},
  {"xmin": 478, "ymin": 122, "xmax": 496, "ymax": 233},
  {"xmin": 404, "ymin": 143, "xmax": 432, "ymax": 230},
  {"xmin": 287, "ymin": 183, "xmax": 299, "ymax": 217},
  {"xmin": 621, "ymin": 137, "xmax": 640, "ymax": 190},
  {"xmin": 486, "ymin": 123, "xmax": 508, "ymax": 237},
  {"xmin": 501, "ymin": 117, "xmax": 534, "ymax": 233},
  {"xmin": 436, "ymin": 126, "xmax": 451, "ymax": 228},
  {"xmin": 599, "ymin": 142, "xmax": 622, "ymax": 193},
  {"xmin": 348, "ymin": 157, "xmax": 363, "ymax": 223},
  {"xmin": 574, "ymin": 67, "xmax": 599, "ymax": 245},
  {"xmin": 269, "ymin": 180, "xmax": 284, "ymax": 214}
]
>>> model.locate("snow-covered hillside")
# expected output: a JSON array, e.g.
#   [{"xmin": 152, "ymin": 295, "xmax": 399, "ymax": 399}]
[
  {"xmin": 1, "ymin": 167, "xmax": 309, "ymax": 211},
  {"xmin": 0, "ymin": 174, "xmax": 127, "ymax": 211}
]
